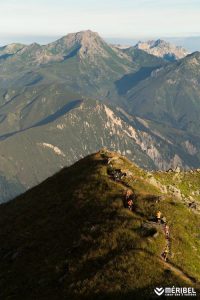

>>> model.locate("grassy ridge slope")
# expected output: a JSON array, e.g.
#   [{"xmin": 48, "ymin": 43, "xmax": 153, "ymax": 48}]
[{"xmin": 0, "ymin": 150, "xmax": 200, "ymax": 299}]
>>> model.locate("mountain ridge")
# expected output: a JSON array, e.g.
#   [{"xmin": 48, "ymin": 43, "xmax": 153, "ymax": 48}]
[
  {"xmin": 125, "ymin": 50, "xmax": 200, "ymax": 136},
  {"xmin": 0, "ymin": 150, "xmax": 200, "ymax": 299}
]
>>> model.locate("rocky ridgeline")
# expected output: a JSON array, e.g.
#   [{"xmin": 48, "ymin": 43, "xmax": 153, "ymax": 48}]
[
  {"xmin": 134, "ymin": 39, "xmax": 189, "ymax": 61},
  {"xmin": 146, "ymin": 167, "xmax": 200, "ymax": 213}
]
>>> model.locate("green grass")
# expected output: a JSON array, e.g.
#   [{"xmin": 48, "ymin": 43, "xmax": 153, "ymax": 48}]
[
  {"xmin": 0, "ymin": 151, "xmax": 200, "ymax": 300},
  {"xmin": 154, "ymin": 170, "xmax": 200, "ymax": 201}
]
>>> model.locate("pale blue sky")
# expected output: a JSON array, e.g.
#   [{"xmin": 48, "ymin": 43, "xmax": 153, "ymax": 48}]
[{"xmin": 0, "ymin": 0, "xmax": 200, "ymax": 45}]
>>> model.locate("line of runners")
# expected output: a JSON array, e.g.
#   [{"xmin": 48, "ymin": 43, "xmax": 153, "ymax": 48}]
[
  {"xmin": 105, "ymin": 158, "xmax": 171, "ymax": 262},
  {"xmin": 124, "ymin": 190, "xmax": 171, "ymax": 262}
]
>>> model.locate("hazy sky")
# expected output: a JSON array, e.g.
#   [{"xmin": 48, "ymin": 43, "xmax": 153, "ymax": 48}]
[{"xmin": 0, "ymin": 0, "xmax": 200, "ymax": 44}]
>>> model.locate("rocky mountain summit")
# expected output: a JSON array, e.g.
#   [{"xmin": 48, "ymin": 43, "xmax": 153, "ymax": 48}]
[
  {"xmin": 50, "ymin": 30, "xmax": 110, "ymax": 59},
  {"xmin": 0, "ymin": 43, "xmax": 25, "ymax": 57},
  {"xmin": 134, "ymin": 39, "xmax": 189, "ymax": 61}
]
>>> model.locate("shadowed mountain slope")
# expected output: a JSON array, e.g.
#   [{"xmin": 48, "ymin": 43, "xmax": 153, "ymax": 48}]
[{"xmin": 125, "ymin": 52, "xmax": 200, "ymax": 136}]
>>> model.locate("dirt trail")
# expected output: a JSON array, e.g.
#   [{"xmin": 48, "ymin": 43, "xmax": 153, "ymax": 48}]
[
  {"xmin": 161, "ymin": 259, "xmax": 197, "ymax": 285},
  {"xmin": 107, "ymin": 164, "xmax": 199, "ymax": 287},
  {"xmin": 132, "ymin": 248, "xmax": 198, "ymax": 285}
]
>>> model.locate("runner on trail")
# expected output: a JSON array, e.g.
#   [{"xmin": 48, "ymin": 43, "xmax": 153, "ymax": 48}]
[
  {"xmin": 161, "ymin": 246, "xmax": 169, "ymax": 261},
  {"xmin": 124, "ymin": 189, "xmax": 134, "ymax": 211},
  {"xmin": 156, "ymin": 211, "xmax": 162, "ymax": 224},
  {"xmin": 127, "ymin": 199, "xmax": 134, "ymax": 211},
  {"xmin": 164, "ymin": 224, "xmax": 170, "ymax": 238},
  {"xmin": 125, "ymin": 189, "xmax": 132, "ymax": 200}
]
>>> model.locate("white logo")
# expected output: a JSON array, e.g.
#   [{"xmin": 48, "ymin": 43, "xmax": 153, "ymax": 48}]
[
  {"xmin": 154, "ymin": 287, "xmax": 165, "ymax": 296},
  {"xmin": 154, "ymin": 286, "xmax": 196, "ymax": 297}
]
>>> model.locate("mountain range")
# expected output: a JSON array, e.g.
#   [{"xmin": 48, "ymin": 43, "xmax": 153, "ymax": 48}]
[{"xmin": 0, "ymin": 30, "xmax": 200, "ymax": 203}]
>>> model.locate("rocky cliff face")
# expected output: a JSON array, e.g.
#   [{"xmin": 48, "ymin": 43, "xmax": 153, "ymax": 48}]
[
  {"xmin": 0, "ymin": 99, "xmax": 196, "ymax": 203},
  {"xmin": 0, "ymin": 100, "xmax": 156, "ymax": 203}
]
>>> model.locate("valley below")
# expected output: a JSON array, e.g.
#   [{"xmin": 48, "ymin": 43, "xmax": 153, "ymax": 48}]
[{"xmin": 0, "ymin": 30, "xmax": 200, "ymax": 203}]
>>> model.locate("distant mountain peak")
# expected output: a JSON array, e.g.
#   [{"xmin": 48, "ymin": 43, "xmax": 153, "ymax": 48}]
[
  {"xmin": 10, "ymin": 30, "xmax": 110, "ymax": 64},
  {"xmin": 60, "ymin": 29, "xmax": 100, "ymax": 44},
  {"xmin": 152, "ymin": 39, "xmax": 168, "ymax": 47},
  {"xmin": 55, "ymin": 29, "xmax": 108, "ymax": 59},
  {"xmin": 67, "ymin": 29, "xmax": 99, "ymax": 38},
  {"xmin": 0, "ymin": 43, "xmax": 25, "ymax": 56},
  {"xmin": 135, "ymin": 39, "xmax": 189, "ymax": 61}
]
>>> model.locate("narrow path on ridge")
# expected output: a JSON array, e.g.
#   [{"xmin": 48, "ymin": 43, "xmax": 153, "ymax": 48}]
[{"xmin": 105, "ymin": 161, "xmax": 200, "ymax": 287}]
